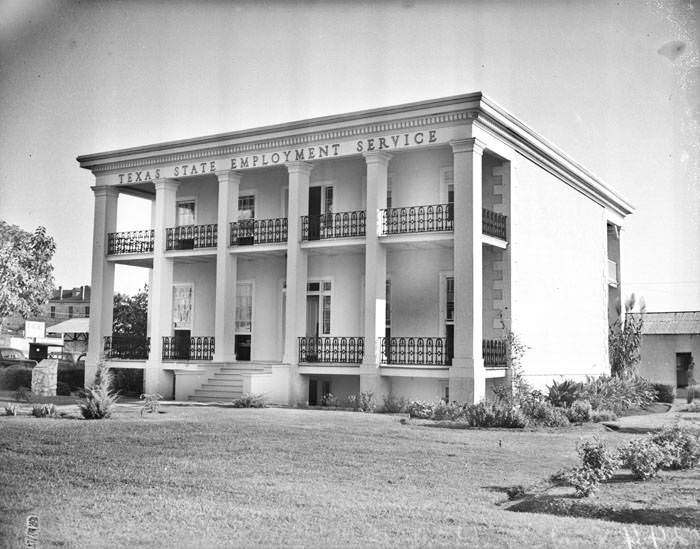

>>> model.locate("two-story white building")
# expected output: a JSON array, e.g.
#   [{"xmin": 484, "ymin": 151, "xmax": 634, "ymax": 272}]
[{"xmin": 77, "ymin": 92, "xmax": 633, "ymax": 406}]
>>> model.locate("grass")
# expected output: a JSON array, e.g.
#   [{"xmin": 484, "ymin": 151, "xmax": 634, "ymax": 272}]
[{"xmin": 0, "ymin": 405, "xmax": 698, "ymax": 548}]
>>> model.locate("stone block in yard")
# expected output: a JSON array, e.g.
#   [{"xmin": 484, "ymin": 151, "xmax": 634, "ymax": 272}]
[{"xmin": 31, "ymin": 359, "xmax": 58, "ymax": 397}]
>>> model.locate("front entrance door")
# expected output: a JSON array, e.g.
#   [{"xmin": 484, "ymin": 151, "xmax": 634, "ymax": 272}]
[
  {"xmin": 676, "ymin": 353, "xmax": 692, "ymax": 387},
  {"xmin": 173, "ymin": 330, "xmax": 190, "ymax": 360},
  {"xmin": 308, "ymin": 379, "xmax": 318, "ymax": 406}
]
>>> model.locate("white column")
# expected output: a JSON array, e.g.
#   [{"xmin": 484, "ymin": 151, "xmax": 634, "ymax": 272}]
[
  {"xmin": 86, "ymin": 186, "xmax": 118, "ymax": 386},
  {"xmin": 283, "ymin": 161, "xmax": 312, "ymax": 405},
  {"xmin": 213, "ymin": 170, "xmax": 241, "ymax": 362},
  {"xmin": 145, "ymin": 178, "xmax": 179, "ymax": 393},
  {"xmin": 450, "ymin": 138, "xmax": 486, "ymax": 403},
  {"xmin": 361, "ymin": 151, "xmax": 391, "ymax": 399}
]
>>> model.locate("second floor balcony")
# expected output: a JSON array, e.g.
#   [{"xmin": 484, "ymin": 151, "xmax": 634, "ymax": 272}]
[
  {"xmin": 162, "ymin": 336, "xmax": 215, "ymax": 361},
  {"xmin": 298, "ymin": 336, "xmax": 364, "ymax": 364},
  {"xmin": 107, "ymin": 230, "xmax": 154, "ymax": 255},
  {"xmin": 166, "ymin": 224, "xmax": 217, "ymax": 250},
  {"xmin": 302, "ymin": 211, "xmax": 366, "ymax": 241},
  {"xmin": 103, "ymin": 335, "xmax": 150, "ymax": 360},
  {"xmin": 230, "ymin": 218, "xmax": 288, "ymax": 246}
]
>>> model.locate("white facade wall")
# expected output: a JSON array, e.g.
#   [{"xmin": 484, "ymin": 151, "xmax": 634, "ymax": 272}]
[
  {"xmin": 172, "ymin": 260, "xmax": 217, "ymax": 336},
  {"xmin": 390, "ymin": 377, "xmax": 445, "ymax": 402},
  {"xmin": 510, "ymin": 157, "xmax": 609, "ymax": 388},
  {"xmin": 176, "ymin": 178, "xmax": 218, "ymax": 225}
]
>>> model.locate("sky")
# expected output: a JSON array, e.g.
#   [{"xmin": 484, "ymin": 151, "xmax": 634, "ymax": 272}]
[{"xmin": 0, "ymin": 0, "xmax": 698, "ymax": 312}]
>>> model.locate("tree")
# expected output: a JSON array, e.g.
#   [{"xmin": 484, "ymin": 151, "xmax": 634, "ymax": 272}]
[
  {"xmin": 0, "ymin": 221, "xmax": 56, "ymax": 322},
  {"xmin": 112, "ymin": 285, "xmax": 149, "ymax": 336},
  {"xmin": 608, "ymin": 293, "xmax": 646, "ymax": 377}
]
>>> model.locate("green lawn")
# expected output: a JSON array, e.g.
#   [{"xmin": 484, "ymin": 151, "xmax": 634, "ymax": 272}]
[{"xmin": 0, "ymin": 404, "xmax": 698, "ymax": 548}]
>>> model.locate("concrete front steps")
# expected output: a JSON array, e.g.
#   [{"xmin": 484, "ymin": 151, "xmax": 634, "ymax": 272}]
[{"xmin": 189, "ymin": 362, "xmax": 273, "ymax": 402}]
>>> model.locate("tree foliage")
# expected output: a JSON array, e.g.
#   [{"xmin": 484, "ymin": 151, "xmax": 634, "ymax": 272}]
[
  {"xmin": 0, "ymin": 221, "xmax": 56, "ymax": 320},
  {"xmin": 113, "ymin": 285, "xmax": 149, "ymax": 336},
  {"xmin": 608, "ymin": 294, "xmax": 645, "ymax": 377}
]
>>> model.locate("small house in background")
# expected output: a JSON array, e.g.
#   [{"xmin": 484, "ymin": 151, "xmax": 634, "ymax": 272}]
[{"xmin": 636, "ymin": 311, "xmax": 700, "ymax": 388}]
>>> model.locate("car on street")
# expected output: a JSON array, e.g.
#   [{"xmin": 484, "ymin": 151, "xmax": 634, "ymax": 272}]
[{"xmin": 0, "ymin": 347, "xmax": 37, "ymax": 369}]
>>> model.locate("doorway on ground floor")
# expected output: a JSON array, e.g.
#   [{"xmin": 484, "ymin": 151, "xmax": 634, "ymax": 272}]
[
  {"xmin": 173, "ymin": 329, "xmax": 190, "ymax": 360},
  {"xmin": 308, "ymin": 378, "xmax": 331, "ymax": 406},
  {"xmin": 676, "ymin": 352, "xmax": 692, "ymax": 388}
]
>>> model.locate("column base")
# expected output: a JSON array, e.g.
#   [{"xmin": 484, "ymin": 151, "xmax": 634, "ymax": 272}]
[
  {"xmin": 449, "ymin": 357, "xmax": 486, "ymax": 404},
  {"xmin": 287, "ymin": 363, "xmax": 306, "ymax": 407}
]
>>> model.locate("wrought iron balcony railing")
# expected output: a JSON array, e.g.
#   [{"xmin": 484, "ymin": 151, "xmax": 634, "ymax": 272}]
[
  {"xmin": 381, "ymin": 204, "xmax": 453, "ymax": 235},
  {"xmin": 482, "ymin": 209, "xmax": 507, "ymax": 240},
  {"xmin": 162, "ymin": 336, "xmax": 215, "ymax": 360},
  {"xmin": 302, "ymin": 211, "xmax": 366, "ymax": 241},
  {"xmin": 230, "ymin": 218, "xmax": 288, "ymax": 246},
  {"xmin": 298, "ymin": 337, "xmax": 364, "ymax": 364},
  {"xmin": 103, "ymin": 335, "xmax": 150, "ymax": 360},
  {"xmin": 107, "ymin": 230, "xmax": 154, "ymax": 255},
  {"xmin": 482, "ymin": 339, "xmax": 507, "ymax": 368},
  {"xmin": 166, "ymin": 224, "xmax": 217, "ymax": 250},
  {"xmin": 380, "ymin": 337, "xmax": 451, "ymax": 366}
]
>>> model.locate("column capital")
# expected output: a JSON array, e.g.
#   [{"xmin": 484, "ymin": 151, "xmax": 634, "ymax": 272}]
[
  {"xmin": 450, "ymin": 138, "xmax": 486, "ymax": 156},
  {"xmin": 153, "ymin": 178, "xmax": 180, "ymax": 192},
  {"xmin": 91, "ymin": 185, "xmax": 120, "ymax": 199},
  {"xmin": 363, "ymin": 151, "xmax": 392, "ymax": 166},
  {"xmin": 285, "ymin": 161, "xmax": 314, "ymax": 177},
  {"xmin": 215, "ymin": 170, "xmax": 243, "ymax": 184}
]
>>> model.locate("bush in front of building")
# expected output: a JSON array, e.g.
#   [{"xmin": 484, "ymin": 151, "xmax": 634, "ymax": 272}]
[
  {"xmin": 520, "ymin": 393, "xmax": 570, "ymax": 427},
  {"xmin": 79, "ymin": 363, "xmax": 118, "ymax": 420},
  {"xmin": 231, "ymin": 393, "xmax": 266, "ymax": 408},
  {"xmin": 0, "ymin": 365, "xmax": 33, "ymax": 391},
  {"xmin": 590, "ymin": 409, "xmax": 617, "ymax": 422},
  {"xmin": 564, "ymin": 399, "xmax": 593, "ymax": 424},
  {"xmin": 462, "ymin": 400, "xmax": 528, "ymax": 428},
  {"xmin": 652, "ymin": 383, "xmax": 676, "ymax": 404},
  {"xmin": 650, "ymin": 425, "xmax": 700, "ymax": 470},
  {"xmin": 58, "ymin": 368, "xmax": 84, "ymax": 391},
  {"xmin": 382, "ymin": 393, "xmax": 408, "ymax": 413},
  {"xmin": 546, "ymin": 375, "xmax": 657, "ymax": 415}
]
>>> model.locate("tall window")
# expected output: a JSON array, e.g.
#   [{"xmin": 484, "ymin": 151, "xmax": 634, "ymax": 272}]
[
  {"xmin": 177, "ymin": 201, "xmax": 195, "ymax": 226},
  {"xmin": 238, "ymin": 195, "xmax": 255, "ymax": 220},
  {"xmin": 307, "ymin": 280, "xmax": 332, "ymax": 335},
  {"xmin": 85, "ymin": 306, "xmax": 90, "ymax": 317},
  {"xmin": 324, "ymin": 187, "xmax": 334, "ymax": 214},
  {"xmin": 50, "ymin": 306, "xmax": 55, "ymax": 319},
  {"xmin": 385, "ymin": 279, "xmax": 391, "ymax": 328},
  {"xmin": 446, "ymin": 277, "xmax": 455, "ymax": 322},
  {"xmin": 68, "ymin": 306, "xmax": 74, "ymax": 319},
  {"xmin": 236, "ymin": 283, "xmax": 253, "ymax": 333}
]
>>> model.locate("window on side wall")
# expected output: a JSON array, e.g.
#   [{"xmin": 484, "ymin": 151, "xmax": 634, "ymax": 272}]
[{"xmin": 176, "ymin": 200, "xmax": 196, "ymax": 226}]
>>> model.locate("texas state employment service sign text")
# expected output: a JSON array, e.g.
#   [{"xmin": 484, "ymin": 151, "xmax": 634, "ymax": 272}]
[{"xmin": 115, "ymin": 129, "xmax": 440, "ymax": 185}]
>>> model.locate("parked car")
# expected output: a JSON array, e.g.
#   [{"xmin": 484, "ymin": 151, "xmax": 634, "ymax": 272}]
[
  {"xmin": 48, "ymin": 351, "xmax": 77, "ymax": 370},
  {"xmin": 0, "ymin": 347, "xmax": 37, "ymax": 369}
]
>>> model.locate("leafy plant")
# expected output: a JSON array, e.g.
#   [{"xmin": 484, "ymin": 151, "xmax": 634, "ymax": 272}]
[
  {"xmin": 359, "ymin": 391, "xmax": 375, "ymax": 413},
  {"xmin": 576, "ymin": 375, "xmax": 656, "ymax": 414},
  {"xmin": 14, "ymin": 385, "xmax": 30, "ymax": 402},
  {"xmin": 462, "ymin": 400, "xmax": 527, "ymax": 428},
  {"xmin": 562, "ymin": 438, "xmax": 620, "ymax": 497},
  {"xmin": 652, "ymin": 383, "xmax": 675, "ymax": 404},
  {"xmin": 4, "ymin": 404, "xmax": 19, "ymax": 416},
  {"xmin": 618, "ymin": 438, "xmax": 669, "ymax": 480},
  {"xmin": 32, "ymin": 403, "xmax": 57, "ymax": 418},
  {"xmin": 382, "ymin": 393, "xmax": 408, "ymax": 413},
  {"xmin": 140, "ymin": 393, "xmax": 163, "ymax": 416},
  {"xmin": 650, "ymin": 426, "xmax": 700, "ymax": 470},
  {"xmin": 231, "ymin": 393, "xmax": 266, "ymax": 408},
  {"xmin": 406, "ymin": 400, "xmax": 433, "ymax": 419},
  {"xmin": 320, "ymin": 392, "xmax": 338, "ymax": 407},
  {"xmin": 79, "ymin": 362, "xmax": 118, "ymax": 419},
  {"xmin": 520, "ymin": 395, "xmax": 569, "ymax": 427},
  {"xmin": 493, "ymin": 331, "xmax": 531, "ymax": 405},
  {"xmin": 591, "ymin": 409, "xmax": 617, "ymax": 422},
  {"xmin": 345, "ymin": 394, "xmax": 361, "ymax": 412},
  {"xmin": 565, "ymin": 400, "xmax": 592, "ymax": 423},
  {"xmin": 608, "ymin": 294, "xmax": 645, "ymax": 377},
  {"xmin": 546, "ymin": 379, "xmax": 583, "ymax": 408}
]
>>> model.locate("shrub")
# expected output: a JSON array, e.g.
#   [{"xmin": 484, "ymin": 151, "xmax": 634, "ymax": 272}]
[
  {"xmin": 521, "ymin": 398, "xmax": 570, "ymax": 427},
  {"xmin": 32, "ymin": 403, "xmax": 57, "ymax": 418},
  {"xmin": 591, "ymin": 409, "xmax": 617, "ymax": 422},
  {"xmin": 506, "ymin": 485, "xmax": 526, "ymax": 500},
  {"xmin": 652, "ymin": 383, "xmax": 675, "ymax": 404},
  {"xmin": 231, "ymin": 393, "xmax": 266, "ymax": 408},
  {"xmin": 0, "ymin": 365, "xmax": 33, "ymax": 391},
  {"xmin": 576, "ymin": 375, "xmax": 656, "ymax": 414},
  {"xmin": 14, "ymin": 386, "xmax": 30, "ymax": 402},
  {"xmin": 140, "ymin": 393, "xmax": 163, "ymax": 416},
  {"xmin": 565, "ymin": 400, "xmax": 592, "ymax": 423},
  {"xmin": 58, "ymin": 368, "xmax": 84, "ymax": 391},
  {"xmin": 345, "ymin": 394, "xmax": 361, "ymax": 412},
  {"xmin": 463, "ymin": 400, "xmax": 527, "ymax": 428},
  {"xmin": 407, "ymin": 400, "xmax": 434, "ymax": 419},
  {"xmin": 4, "ymin": 404, "xmax": 19, "ymax": 416},
  {"xmin": 687, "ymin": 385, "xmax": 697, "ymax": 404},
  {"xmin": 382, "ymin": 393, "xmax": 408, "ymax": 413},
  {"xmin": 432, "ymin": 400, "xmax": 463, "ymax": 421},
  {"xmin": 618, "ymin": 438, "xmax": 670, "ymax": 480},
  {"xmin": 359, "ymin": 391, "xmax": 375, "ymax": 413},
  {"xmin": 79, "ymin": 362, "xmax": 118, "ymax": 420},
  {"xmin": 650, "ymin": 426, "xmax": 700, "ymax": 470},
  {"xmin": 562, "ymin": 438, "xmax": 620, "ymax": 497},
  {"xmin": 56, "ymin": 381, "xmax": 72, "ymax": 396},
  {"xmin": 546, "ymin": 379, "xmax": 583, "ymax": 408}
]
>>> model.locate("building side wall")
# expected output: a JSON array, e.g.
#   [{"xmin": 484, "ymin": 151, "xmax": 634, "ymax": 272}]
[
  {"xmin": 510, "ymin": 157, "xmax": 609, "ymax": 388},
  {"xmin": 390, "ymin": 377, "xmax": 445, "ymax": 402},
  {"xmin": 637, "ymin": 334, "xmax": 700, "ymax": 386}
]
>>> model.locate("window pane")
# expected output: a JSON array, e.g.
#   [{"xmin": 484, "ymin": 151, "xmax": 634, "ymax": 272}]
[
  {"xmin": 324, "ymin": 187, "xmax": 333, "ymax": 213},
  {"xmin": 238, "ymin": 195, "xmax": 255, "ymax": 219},
  {"xmin": 322, "ymin": 295, "xmax": 331, "ymax": 334},
  {"xmin": 307, "ymin": 282, "xmax": 320, "ymax": 292},
  {"xmin": 385, "ymin": 279, "xmax": 391, "ymax": 327},
  {"xmin": 177, "ymin": 201, "xmax": 195, "ymax": 225},
  {"xmin": 322, "ymin": 281, "xmax": 332, "ymax": 292},
  {"xmin": 236, "ymin": 284, "xmax": 252, "ymax": 332}
]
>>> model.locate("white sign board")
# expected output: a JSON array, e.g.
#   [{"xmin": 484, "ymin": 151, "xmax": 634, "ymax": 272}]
[{"xmin": 25, "ymin": 321, "xmax": 45, "ymax": 339}]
